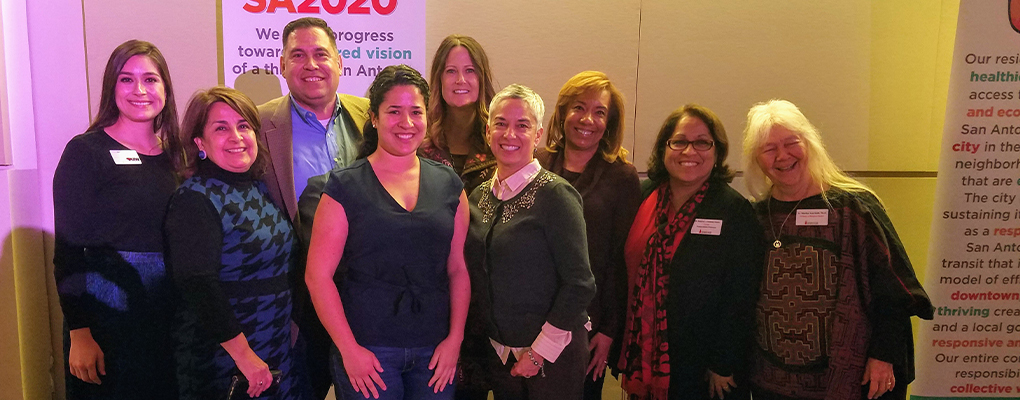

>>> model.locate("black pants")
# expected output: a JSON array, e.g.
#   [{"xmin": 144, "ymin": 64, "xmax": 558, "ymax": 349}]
[
  {"xmin": 489, "ymin": 328, "xmax": 589, "ymax": 400},
  {"xmin": 300, "ymin": 313, "xmax": 334, "ymax": 400},
  {"xmin": 583, "ymin": 366, "xmax": 608, "ymax": 400}
]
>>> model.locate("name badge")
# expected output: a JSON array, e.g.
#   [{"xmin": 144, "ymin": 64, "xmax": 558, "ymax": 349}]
[
  {"xmin": 796, "ymin": 209, "xmax": 829, "ymax": 226},
  {"xmin": 110, "ymin": 150, "xmax": 141, "ymax": 165},
  {"xmin": 691, "ymin": 218, "xmax": 723, "ymax": 236}
]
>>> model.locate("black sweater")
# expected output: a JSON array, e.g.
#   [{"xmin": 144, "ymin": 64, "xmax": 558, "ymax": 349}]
[{"xmin": 636, "ymin": 179, "xmax": 765, "ymax": 399}]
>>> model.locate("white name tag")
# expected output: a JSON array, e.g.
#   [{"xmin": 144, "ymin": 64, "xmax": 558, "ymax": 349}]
[
  {"xmin": 796, "ymin": 209, "xmax": 829, "ymax": 226},
  {"xmin": 691, "ymin": 218, "xmax": 723, "ymax": 235},
  {"xmin": 110, "ymin": 150, "xmax": 141, "ymax": 165}
]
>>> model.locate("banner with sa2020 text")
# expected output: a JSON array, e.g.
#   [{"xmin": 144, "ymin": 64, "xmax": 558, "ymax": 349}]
[
  {"xmin": 912, "ymin": 1, "xmax": 1020, "ymax": 399},
  {"xmin": 221, "ymin": 0, "xmax": 426, "ymax": 99}
]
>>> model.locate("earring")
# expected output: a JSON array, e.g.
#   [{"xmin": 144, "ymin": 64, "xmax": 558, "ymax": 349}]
[{"xmin": 198, "ymin": 150, "xmax": 207, "ymax": 160}]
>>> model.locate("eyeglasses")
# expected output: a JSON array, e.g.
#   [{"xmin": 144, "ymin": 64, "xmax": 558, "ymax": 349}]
[{"xmin": 666, "ymin": 139, "xmax": 714, "ymax": 151}]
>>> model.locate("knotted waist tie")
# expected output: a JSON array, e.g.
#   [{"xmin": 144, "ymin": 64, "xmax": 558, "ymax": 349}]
[{"xmin": 347, "ymin": 266, "xmax": 444, "ymax": 316}]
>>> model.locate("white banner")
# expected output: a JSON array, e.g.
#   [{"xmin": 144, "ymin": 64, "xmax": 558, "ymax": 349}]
[
  {"xmin": 913, "ymin": 1, "xmax": 1020, "ymax": 399},
  {"xmin": 221, "ymin": 0, "xmax": 426, "ymax": 98}
]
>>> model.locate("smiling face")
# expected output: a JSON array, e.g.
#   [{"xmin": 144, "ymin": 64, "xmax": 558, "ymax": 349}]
[
  {"xmin": 371, "ymin": 85, "xmax": 427, "ymax": 157},
  {"xmin": 757, "ymin": 125, "xmax": 810, "ymax": 192},
  {"xmin": 664, "ymin": 115, "xmax": 716, "ymax": 189},
  {"xmin": 440, "ymin": 46, "xmax": 480, "ymax": 108},
  {"xmin": 563, "ymin": 89, "xmax": 610, "ymax": 154},
  {"xmin": 487, "ymin": 98, "xmax": 543, "ymax": 177},
  {"xmin": 114, "ymin": 55, "xmax": 166, "ymax": 125},
  {"xmin": 194, "ymin": 102, "xmax": 258, "ymax": 173},
  {"xmin": 281, "ymin": 27, "xmax": 341, "ymax": 116}
]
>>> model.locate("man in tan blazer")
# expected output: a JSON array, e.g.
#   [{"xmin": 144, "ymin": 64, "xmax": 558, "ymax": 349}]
[
  {"xmin": 259, "ymin": 19, "xmax": 370, "ymax": 227},
  {"xmin": 257, "ymin": 17, "xmax": 369, "ymax": 400},
  {"xmin": 260, "ymin": 92, "xmax": 369, "ymax": 224}
]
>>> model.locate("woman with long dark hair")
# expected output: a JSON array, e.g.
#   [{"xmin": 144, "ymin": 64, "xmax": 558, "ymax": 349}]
[
  {"xmin": 418, "ymin": 34, "xmax": 499, "ymax": 400},
  {"xmin": 53, "ymin": 39, "xmax": 182, "ymax": 399},
  {"xmin": 419, "ymin": 34, "xmax": 497, "ymax": 193}
]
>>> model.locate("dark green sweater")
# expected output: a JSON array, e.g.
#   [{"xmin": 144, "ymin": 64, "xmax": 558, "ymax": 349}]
[{"xmin": 466, "ymin": 170, "xmax": 596, "ymax": 347}]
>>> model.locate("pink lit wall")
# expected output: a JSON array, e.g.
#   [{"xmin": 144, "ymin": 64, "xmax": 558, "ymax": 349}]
[{"xmin": 1, "ymin": 0, "xmax": 88, "ymax": 398}]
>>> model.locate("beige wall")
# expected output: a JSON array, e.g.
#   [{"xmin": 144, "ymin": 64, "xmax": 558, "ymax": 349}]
[
  {"xmin": 81, "ymin": 1, "xmax": 957, "ymax": 177},
  {"xmin": 83, "ymin": 0, "xmax": 220, "ymax": 121},
  {"xmin": 1, "ymin": 1, "xmax": 959, "ymax": 399}
]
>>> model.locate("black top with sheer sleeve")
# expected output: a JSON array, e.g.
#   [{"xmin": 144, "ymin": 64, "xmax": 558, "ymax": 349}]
[{"xmin": 52, "ymin": 130, "xmax": 176, "ymax": 329}]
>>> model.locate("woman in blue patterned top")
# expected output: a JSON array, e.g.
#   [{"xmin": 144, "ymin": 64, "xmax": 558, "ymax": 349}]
[
  {"xmin": 165, "ymin": 87, "xmax": 306, "ymax": 399},
  {"xmin": 305, "ymin": 65, "xmax": 470, "ymax": 400}
]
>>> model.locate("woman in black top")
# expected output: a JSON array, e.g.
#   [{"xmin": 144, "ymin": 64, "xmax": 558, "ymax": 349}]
[
  {"xmin": 618, "ymin": 105, "xmax": 763, "ymax": 400},
  {"xmin": 52, "ymin": 40, "xmax": 182, "ymax": 399},
  {"xmin": 466, "ymin": 84, "xmax": 595, "ymax": 400}
]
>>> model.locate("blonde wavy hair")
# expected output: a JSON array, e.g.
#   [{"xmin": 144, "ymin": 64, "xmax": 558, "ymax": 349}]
[{"xmin": 544, "ymin": 71, "xmax": 629, "ymax": 164}]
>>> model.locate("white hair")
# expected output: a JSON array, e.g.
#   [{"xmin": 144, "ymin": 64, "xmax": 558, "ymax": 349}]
[
  {"xmin": 742, "ymin": 99, "xmax": 875, "ymax": 202},
  {"xmin": 489, "ymin": 83, "xmax": 545, "ymax": 128}
]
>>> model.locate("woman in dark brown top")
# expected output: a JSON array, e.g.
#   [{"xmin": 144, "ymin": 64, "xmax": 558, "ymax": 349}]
[
  {"xmin": 536, "ymin": 71, "xmax": 641, "ymax": 400},
  {"xmin": 418, "ymin": 34, "xmax": 499, "ymax": 400}
]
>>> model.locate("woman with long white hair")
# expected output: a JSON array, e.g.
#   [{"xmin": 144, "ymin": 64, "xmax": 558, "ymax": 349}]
[{"xmin": 742, "ymin": 99, "xmax": 933, "ymax": 400}]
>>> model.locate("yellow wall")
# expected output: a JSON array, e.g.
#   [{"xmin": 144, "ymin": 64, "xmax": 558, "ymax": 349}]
[
  {"xmin": 864, "ymin": 5, "xmax": 958, "ymax": 397},
  {"xmin": 869, "ymin": 0, "xmax": 959, "ymax": 172},
  {"xmin": 866, "ymin": 0, "xmax": 959, "ymax": 275}
]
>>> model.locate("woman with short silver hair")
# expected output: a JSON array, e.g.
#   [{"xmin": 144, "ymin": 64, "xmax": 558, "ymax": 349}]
[{"xmin": 466, "ymin": 84, "xmax": 596, "ymax": 400}]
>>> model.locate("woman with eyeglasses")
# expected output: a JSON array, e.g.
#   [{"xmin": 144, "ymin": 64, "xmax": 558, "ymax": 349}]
[{"xmin": 618, "ymin": 105, "xmax": 764, "ymax": 400}]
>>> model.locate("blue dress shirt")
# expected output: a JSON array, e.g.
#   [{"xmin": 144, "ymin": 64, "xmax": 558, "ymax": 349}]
[{"xmin": 290, "ymin": 94, "xmax": 360, "ymax": 196}]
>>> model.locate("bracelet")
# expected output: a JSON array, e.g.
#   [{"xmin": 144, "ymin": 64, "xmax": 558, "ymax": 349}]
[{"xmin": 527, "ymin": 350, "xmax": 546, "ymax": 378}]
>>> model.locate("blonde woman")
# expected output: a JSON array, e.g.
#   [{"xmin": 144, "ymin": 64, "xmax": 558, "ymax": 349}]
[{"xmin": 537, "ymin": 71, "xmax": 640, "ymax": 399}]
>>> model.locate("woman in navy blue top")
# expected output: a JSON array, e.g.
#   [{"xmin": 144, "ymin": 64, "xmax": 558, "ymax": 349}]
[{"xmin": 306, "ymin": 65, "xmax": 470, "ymax": 400}]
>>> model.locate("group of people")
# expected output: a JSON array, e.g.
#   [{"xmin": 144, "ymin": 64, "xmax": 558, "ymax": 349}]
[{"xmin": 52, "ymin": 16, "xmax": 935, "ymax": 400}]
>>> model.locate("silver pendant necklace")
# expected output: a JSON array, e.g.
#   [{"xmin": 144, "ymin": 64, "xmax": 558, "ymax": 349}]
[{"xmin": 767, "ymin": 196, "xmax": 804, "ymax": 248}]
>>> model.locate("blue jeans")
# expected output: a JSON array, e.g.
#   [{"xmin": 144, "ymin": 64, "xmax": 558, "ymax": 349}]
[{"xmin": 331, "ymin": 345, "xmax": 455, "ymax": 400}]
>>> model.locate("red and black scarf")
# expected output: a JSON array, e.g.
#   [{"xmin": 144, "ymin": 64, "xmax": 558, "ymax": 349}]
[{"xmin": 620, "ymin": 181, "xmax": 709, "ymax": 399}]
